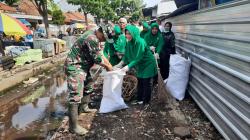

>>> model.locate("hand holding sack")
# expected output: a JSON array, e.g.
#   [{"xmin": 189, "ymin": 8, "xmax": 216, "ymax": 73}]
[
  {"xmin": 113, "ymin": 61, "xmax": 124, "ymax": 70},
  {"xmin": 101, "ymin": 55, "xmax": 113, "ymax": 71},
  {"xmin": 150, "ymin": 46, "xmax": 155, "ymax": 52},
  {"xmin": 121, "ymin": 65, "xmax": 129, "ymax": 72},
  {"xmin": 154, "ymin": 53, "xmax": 159, "ymax": 59}
]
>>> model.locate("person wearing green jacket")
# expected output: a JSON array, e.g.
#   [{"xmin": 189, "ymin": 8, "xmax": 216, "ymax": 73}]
[
  {"xmin": 144, "ymin": 23, "xmax": 164, "ymax": 60},
  {"xmin": 103, "ymin": 42, "xmax": 118, "ymax": 66},
  {"xmin": 114, "ymin": 25, "xmax": 157, "ymax": 105},
  {"xmin": 140, "ymin": 22, "xmax": 150, "ymax": 39},
  {"xmin": 103, "ymin": 25, "xmax": 126, "ymax": 66},
  {"xmin": 113, "ymin": 25, "xmax": 126, "ymax": 58}
]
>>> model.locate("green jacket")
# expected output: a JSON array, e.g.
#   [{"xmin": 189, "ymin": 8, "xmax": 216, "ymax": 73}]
[
  {"xmin": 140, "ymin": 22, "xmax": 150, "ymax": 39},
  {"xmin": 144, "ymin": 23, "xmax": 164, "ymax": 54},
  {"xmin": 123, "ymin": 25, "xmax": 157, "ymax": 78},
  {"xmin": 103, "ymin": 25, "xmax": 126, "ymax": 66},
  {"xmin": 103, "ymin": 42, "xmax": 120, "ymax": 66}
]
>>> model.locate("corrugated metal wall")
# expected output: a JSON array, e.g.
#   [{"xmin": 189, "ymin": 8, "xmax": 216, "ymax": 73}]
[{"xmin": 164, "ymin": 0, "xmax": 250, "ymax": 139}]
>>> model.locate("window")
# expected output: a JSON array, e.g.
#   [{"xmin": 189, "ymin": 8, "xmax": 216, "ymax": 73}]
[{"xmin": 198, "ymin": 0, "xmax": 235, "ymax": 9}]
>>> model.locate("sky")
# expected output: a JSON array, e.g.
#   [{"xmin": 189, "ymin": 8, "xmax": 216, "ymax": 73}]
[{"xmin": 144, "ymin": 0, "xmax": 161, "ymax": 8}]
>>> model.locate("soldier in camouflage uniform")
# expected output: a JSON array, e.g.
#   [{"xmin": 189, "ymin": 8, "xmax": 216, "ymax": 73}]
[{"xmin": 64, "ymin": 24, "xmax": 113, "ymax": 135}]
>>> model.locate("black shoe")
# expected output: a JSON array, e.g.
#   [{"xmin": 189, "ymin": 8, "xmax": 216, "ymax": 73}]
[
  {"xmin": 90, "ymin": 95, "xmax": 102, "ymax": 101},
  {"xmin": 131, "ymin": 100, "xmax": 143, "ymax": 105},
  {"xmin": 84, "ymin": 88, "xmax": 94, "ymax": 95},
  {"xmin": 88, "ymin": 102, "xmax": 100, "ymax": 108}
]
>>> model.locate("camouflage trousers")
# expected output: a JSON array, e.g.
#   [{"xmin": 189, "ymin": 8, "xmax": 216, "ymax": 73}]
[{"xmin": 65, "ymin": 64, "xmax": 87, "ymax": 104}]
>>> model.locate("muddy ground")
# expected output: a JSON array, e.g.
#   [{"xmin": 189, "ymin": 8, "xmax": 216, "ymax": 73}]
[{"xmin": 51, "ymin": 86, "xmax": 224, "ymax": 140}]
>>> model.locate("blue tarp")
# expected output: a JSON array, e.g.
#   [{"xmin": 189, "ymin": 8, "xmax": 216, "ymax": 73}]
[
  {"xmin": 9, "ymin": 46, "xmax": 29, "ymax": 57},
  {"xmin": 18, "ymin": 19, "xmax": 31, "ymax": 26}
]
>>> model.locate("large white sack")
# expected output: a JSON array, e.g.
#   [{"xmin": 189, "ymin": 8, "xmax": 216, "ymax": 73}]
[
  {"xmin": 166, "ymin": 54, "xmax": 191, "ymax": 100},
  {"xmin": 99, "ymin": 70, "xmax": 128, "ymax": 113}
]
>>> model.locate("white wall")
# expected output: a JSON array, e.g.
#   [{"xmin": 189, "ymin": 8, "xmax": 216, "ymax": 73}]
[
  {"xmin": 157, "ymin": 1, "xmax": 177, "ymax": 17},
  {"xmin": 152, "ymin": 8, "xmax": 157, "ymax": 17}
]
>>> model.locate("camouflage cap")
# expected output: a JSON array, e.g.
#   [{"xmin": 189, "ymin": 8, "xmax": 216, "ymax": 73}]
[{"xmin": 98, "ymin": 23, "xmax": 114, "ymax": 43}]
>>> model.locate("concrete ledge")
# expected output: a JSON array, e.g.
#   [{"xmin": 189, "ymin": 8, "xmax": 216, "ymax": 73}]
[{"xmin": 0, "ymin": 52, "xmax": 68, "ymax": 93}]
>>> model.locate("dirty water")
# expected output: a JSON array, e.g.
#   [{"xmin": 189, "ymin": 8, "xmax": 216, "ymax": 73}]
[{"xmin": 0, "ymin": 69, "xmax": 67, "ymax": 140}]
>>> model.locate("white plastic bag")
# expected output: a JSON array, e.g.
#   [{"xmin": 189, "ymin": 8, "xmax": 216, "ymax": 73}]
[
  {"xmin": 99, "ymin": 70, "xmax": 128, "ymax": 113},
  {"xmin": 166, "ymin": 54, "xmax": 191, "ymax": 101}
]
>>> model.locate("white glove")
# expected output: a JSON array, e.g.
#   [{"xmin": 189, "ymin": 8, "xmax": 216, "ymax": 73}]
[
  {"xmin": 121, "ymin": 65, "xmax": 129, "ymax": 72},
  {"xmin": 154, "ymin": 53, "xmax": 160, "ymax": 59},
  {"xmin": 116, "ymin": 52, "xmax": 123, "ymax": 59},
  {"xmin": 150, "ymin": 46, "xmax": 155, "ymax": 52},
  {"xmin": 113, "ymin": 61, "xmax": 124, "ymax": 69}
]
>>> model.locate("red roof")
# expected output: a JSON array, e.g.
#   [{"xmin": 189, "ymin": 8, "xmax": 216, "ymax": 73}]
[
  {"xmin": 0, "ymin": 2, "xmax": 18, "ymax": 13},
  {"xmin": 72, "ymin": 12, "xmax": 85, "ymax": 20},
  {"xmin": 64, "ymin": 12, "xmax": 92, "ymax": 24},
  {"xmin": 0, "ymin": 0, "xmax": 44, "ymax": 16},
  {"xmin": 18, "ymin": 0, "xmax": 40, "ymax": 16},
  {"xmin": 64, "ymin": 12, "xmax": 84, "ymax": 23}
]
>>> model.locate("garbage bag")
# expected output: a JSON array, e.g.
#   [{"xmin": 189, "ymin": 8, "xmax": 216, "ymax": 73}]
[
  {"xmin": 99, "ymin": 70, "xmax": 128, "ymax": 113},
  {"xmin": 166, "ymin": 54, "xmax": 191, "ymax": 101},
  {"xmin": 9, "ymin": 46, "xmax": 29, "ymax": 57},
  {"xmin": 14, "ymin": 49, "xmax": 43, "ymax": 66}
]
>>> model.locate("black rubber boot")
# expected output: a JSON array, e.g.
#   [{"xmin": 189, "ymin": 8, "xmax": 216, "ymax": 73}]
[
  {"xmin": 78, "ymin": 95, "xmax": 97, "ymax": 113},
  {"xmin": 68, "ymin": 103, "xmax": 88, "ymax": 135}
]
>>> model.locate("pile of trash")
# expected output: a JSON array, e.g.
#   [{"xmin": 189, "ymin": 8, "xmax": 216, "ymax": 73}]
[
  {"xmin": 14, "ymin": 49, "xmax": 43, "ymax": 66},
  {"xmin": 5, "ymin": 46, "xmax": 30, "ymax": 57},
  {"xmin": 3, "ymin": 45, "xmax": 43, "ymax": 66},
  {"xmin": 0, "ymin": 56, "xmax": 15, "ymax": 71}
]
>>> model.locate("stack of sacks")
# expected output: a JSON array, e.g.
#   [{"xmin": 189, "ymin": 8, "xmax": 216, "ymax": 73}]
[
  {"xmin": 14, "ymin": 49, "xmax": 42, "ymax": 66},
  {"xmin": 5, "ymin": 46, "xmax": 30, "ymax": 58}
]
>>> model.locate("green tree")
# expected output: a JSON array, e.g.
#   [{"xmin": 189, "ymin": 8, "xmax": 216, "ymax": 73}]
[
  {"xmin": 47, "ymin": 0, "xmax": 59, "ymax": 11},
  {"xmin": 32, "ymin": 0, "xmax": 50, "ymax": 38},
  {"xmin": 68, "ymin": 0, "xmax": 120, "ymax": 24},
  {"xmin": 67, "ymin": 0, "xmax": 98, "ymax": 26},
  {"xmin": 48, "ymin": 0, "xmax": 65, "ymax": 25},
  {"xmin": 67, "ymin": 0, "xmax": 144, "ymax": 23},
  {"xmin": 51, "ymin": 9, "xmax": 65, "ymax": 25},
  {"xmin": 110, "ymin": 0, "xmax": 144, "ymax": 19},
  {"xmin": 94, "ymin": 0, "xmax": 116, "ymax": 21}
]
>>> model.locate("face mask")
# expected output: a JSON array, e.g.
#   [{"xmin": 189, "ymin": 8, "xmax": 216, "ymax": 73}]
[{"xmin": 164, "ymin": 27, "xmax": 170, "ymax": 32}]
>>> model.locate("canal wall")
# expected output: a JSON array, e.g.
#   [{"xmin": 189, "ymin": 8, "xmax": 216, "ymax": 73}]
[{"xmin": 0, "ymin": 52, "xmax": 68, "ymax": 93}]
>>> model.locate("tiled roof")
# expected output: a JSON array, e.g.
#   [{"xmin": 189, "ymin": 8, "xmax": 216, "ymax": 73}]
[
  {"xmin": 0, "ymin": 0, "xmax": 51, "ymax": 17},
  {"xmin": 72, "ymin": 12, "xmax": 85, "ymax": 20},
  {"xmin": 64, "ymin": 12, "xmax": 84, "ymax": 23},
  {"xmin": 0, "ymin": 2, "xmax": 18, "ymax": 13},
  {"xmin": 18, "ymin": 0, "xmax": 40, "ymax": 16},
  {"xmin": 64, "ymin": 12, "xmax": 93, "ymax": 24}
]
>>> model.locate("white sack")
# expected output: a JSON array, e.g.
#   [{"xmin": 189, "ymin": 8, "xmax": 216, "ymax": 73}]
[
  {"xmin": 99, "ymin": 70, "xmax": 128, "ymax": 113},
  {"xmin": 166, "ymin": 54, "xmax": 191, "ymax": 100}
]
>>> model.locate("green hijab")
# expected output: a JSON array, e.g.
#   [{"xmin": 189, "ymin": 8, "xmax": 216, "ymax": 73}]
[
  {"xmin": 103, "ymin": 25, "xmax": 126, "ymax": 66},
  {"xmin": 123, "ymin": 25, "xmax": 157, "ymax": 78},
  {"xmin": 114, "ymin": 25, "xmax": 122, "ymax": 36},
  {"xmin": 113, "ymin": 25, "xmax": 126, "ymax": 53},
  {"xmin": 140, "ymin": 22, "xmax": 150, "ymax": 38},
  {"xmin": 144, "ymin": 23, "xmax": 164, "ymax": 54}
]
